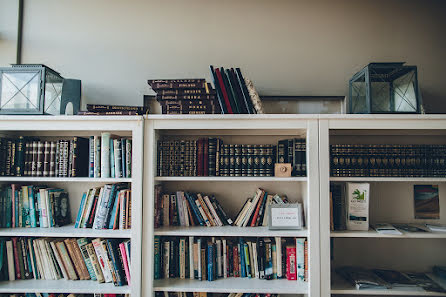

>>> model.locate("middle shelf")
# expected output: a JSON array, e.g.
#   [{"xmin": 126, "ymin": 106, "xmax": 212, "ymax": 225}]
[{"xmin": 154, "ymin": 226, "xmax": 308, "ymax": 237}]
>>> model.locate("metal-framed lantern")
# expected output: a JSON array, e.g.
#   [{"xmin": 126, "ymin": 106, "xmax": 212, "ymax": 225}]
[
  {"xmin": 0, "ymin": 64, "xmax": 64, "ymax": 115},
  {"xmin": 349, "ymin": 62, "xmax": 422, "ymax": 114}
]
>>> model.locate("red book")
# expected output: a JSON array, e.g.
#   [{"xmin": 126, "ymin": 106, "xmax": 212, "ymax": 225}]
[
  {"xmin": 304, "ymin": 240, "xmax": 308, "ymax": 281},
  {"xmin": 250, "ymin": 190, "xmax": 266, "ymax": 227},
  {"xmin": 203, "ymin": 138, "xmax": 209, "ymax": 176},
  {"xmin": 286, "ymin": 245, "xmax": 297, "ymax": 280},
  {"xmin": 12, "ymin": 238, "xmax": 21, "ymax": 280},
  {"xmin": 233, "ymin": 245, "xmax": 239, "ymax": 277},
  {"xmin": 119, "ymin": 242, "xmax": 131, "ymax": 285},
  {"xmin": 197, "ymin": 139, "xmax": 203, "ymax": 176},
  {"xmin": 215, "ymin": 68, "xmax": 233, "ymax": 114}
]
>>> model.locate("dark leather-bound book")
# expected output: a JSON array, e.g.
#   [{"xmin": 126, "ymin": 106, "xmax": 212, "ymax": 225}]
[
  {"xmin": 208, "ymin": 138, "xmax": 217, "ymax": 176},
  {"xmin": 156, "ymin": 94, "xmax": 216, "ymax": 101},
  {"xmin": 197, "ymin": 139, "xmax": 203, "ymax": 176},
  {"xmin": 221, "ymin": 67, "xmax": 240, "ymax": 113},
  {"xmin": 148, "ymin": 79, "xmax": 206, "ymax": 90},
  {"xmin": 241, "ymin": 144, "xmax": 248, "ymax": 176},
  {"xmin": 71, "ymin": 137, "xmax": 90, "ymax": 177},
  {"xmin": 86, "ymin": 104, "xmax": 147, "ymax": 113},
  {"xmin": 235, "ymin": 68, "xmax": 256, "ymax": 114},
  {"xmin": 15, "ymin": 136, "xmax": 24, "ymax": 176},
  {"xmin": 42, "ymin": 141, "xmax": 50, "ymax": 177},
  {"xmin": 214, "ymin": 68, "xmax": 233, "ymax": 114},
  {"xmin": 203, "ymin": 138, "xmax": 209, "ymax": 176},
  {"xmin": 78, "ymin": 110, "xmax": 139, "ymax": 115},
  {"xmin": 225, "ymin": 68, "xmax": 244, "ymax": 114},
  {"xmin": 246, "ymin": 145, "xmax": 254, "ymax": 176},
  {"xmin": 253, "ymin": 145, "xmax": 261, "ymax": 177},
  {"xmin": 228, "ymin": 68, "xmax": 248, "ymax": 114},
  {"xmin": 156, "ymin": 88, "xmax": 215, "ymax": 96},
  {"xmin": 234, "ymin": 144, "xmax": 241, "ymax": 177},
  {"xmin": 209, "ymin": 65, "xmax": 227, "ymax": 114},
  {"xmin": 36, "ymin": 141, "xmax": 44, "ymax": 177},
  {"xmin": 229, "ymin": 144, "xmax": 235, "ymax": 177}
]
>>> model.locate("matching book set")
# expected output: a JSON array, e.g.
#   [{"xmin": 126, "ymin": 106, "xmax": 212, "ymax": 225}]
[{"xmin": 154, "ymin": 236, "xmax": 308, "ymax": 282}]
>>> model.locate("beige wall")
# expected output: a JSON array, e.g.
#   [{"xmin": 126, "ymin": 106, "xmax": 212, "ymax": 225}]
[{"xmin": 4, "ymin": 0, "xmax": 446, "ymax": 112}]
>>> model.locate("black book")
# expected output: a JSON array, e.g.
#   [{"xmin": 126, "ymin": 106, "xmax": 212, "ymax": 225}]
[
  {"xmin": 229, "ymin": 144, "xmax": 235, "ymax": 177},
  {"xmin": 53, "ymin": 191, "xmax": 71, "ymax": 227},
  {"xmin": 277, "ymin": 140, "xmax": 288, "ymax": 163},
  {"xmin": 247, "ymin": 145, "xmax": 254, "ymax": 176},
  {"xmin": 234, "ymin": 144, "xmax": 242, "ymax": 177},
  {"xmin": 105, "ymin": 239, "xmax": 126, "ymax": 286},
  {"xmin": 253, "ymin": 145, "xmax": 261, "ymax": 177},
  {"xmin": 241, "ymin": 144, "xmax": 248, "ymax": 176},
  {"xmin": 235, "ymin": 68, "xmax": 256, "ymax": 114},
  {"xmin": 227, "ymin": 69, "xmax": 248, "ymax": 114},
  {"xmin": 208, "ymin": 138, "xmax": 217, "ymax": 176},
  {"xmin": 220, "ymin": 67, "xmax": 239, "ymax": 113}
]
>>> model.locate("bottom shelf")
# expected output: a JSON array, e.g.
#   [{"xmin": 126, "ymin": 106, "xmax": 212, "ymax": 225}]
[
  {"xmin": 0, "ymin": 279, "xmax": 130, "ymax": 294},
  {"xmin": 153, "ymin": 278, "xmax": 307, "ymax": 294},
  {"xmin": 331, "ymin": 273, "xmax": 446, "ymax": 296}
]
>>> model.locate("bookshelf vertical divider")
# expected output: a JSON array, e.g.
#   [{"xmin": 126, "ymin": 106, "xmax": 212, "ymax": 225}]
[
  {"xmin": 0, "ymin": 115, "xmax": 143, "ymax": 296},
  {"xmin": 143, "ymin": 115, "xmax": 321, "ymax": 297}
]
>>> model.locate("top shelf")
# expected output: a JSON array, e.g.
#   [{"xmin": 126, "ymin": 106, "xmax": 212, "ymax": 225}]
[
  {"xmin": 0, "ymin": 177, "xmax": 132, "ymax": 183},
  {"xmin": 330, "ymin": 177, "xmax": 446, "ymax": 182},
  {"xmin": 155, "ymin": 176, "xmax": 307, "ymax": 182}
]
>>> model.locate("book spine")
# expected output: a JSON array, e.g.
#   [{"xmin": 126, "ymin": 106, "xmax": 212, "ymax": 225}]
[
  {"xmin": 286, "ymin": 245, "xmax": 297, "ymax": 280},
  {"xmin": 31, "ymin": 141, "xmax": 37, "ymax": 177},
  {"xmin": 42, "ymin": 141, "xmax": 50, "ymax": 177},
  {"xmin": 109, "ymin": 138, "xmax": 115, "ymax": 178},
  {"xmin": 119, "ymin": 241, "xmax": 131, "ymax": 285},
  {"xmin": 148, "ymin": 80, "xmax": 206, "ymax": 89},
  {"xmin": 295, "ymin": 238, "xmax": 305, "ymax": 281},
  {"xmin": 77, "ymin": 238, "xmax": 97, "ymax": 281},
  {"xmin": 15, "ymin": 136, "xmax": 24, "ymax": 176},
  {"xmin": 126, "ymin": 139, "xmax": 132, "ymax": 178},
  {"xmin": 55, "ymin": 141, "xmax": 60, "ymax": 177},
  {"xmin": 49, "ymin": 141, "xmax": 56, "ymax": 177},
  {"xmin": 86, "ymin": 104, "xmax": 147, "ymax": 113},
  {"xmin": 101, "ymin": 133, "xmax": 111, "ymax": 178},
  {"xmin": 114, "ymin": 139, "xmax": 122, "ymax": 178},
  {"xmin": 35, "ymin": 141, "xmax": 44, "ymax": 177},
  {"xmin": 92, "ymin": 239, "xmax": 113, "ymax": 283},
  {"xmin": 86, "ymin": 242, "xmax": 105, "ymax": 283}
]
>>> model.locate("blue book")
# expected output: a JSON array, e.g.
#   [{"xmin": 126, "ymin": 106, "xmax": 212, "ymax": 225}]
[
  {"xmin": 121, "ymin": 138, "xmax": 126, "ymax": 178},
  {"xmin": 239, "ymin": 238, "xmax": 246, "ymax": 277},
  {"xmin": 110, "ymin": 138, "xmax": 115, "ymax": 178},
  {"xmin": 5, "ymin": 188, "xmax": 12, "ymax": 228},
  {"xmin": 108, "ymin": 191, "xmax": 121, "ymax": 229},
  {"xmin": 14, "ymin": 189, "xmax": 19, "ymax": 227},
  {"xmin": 28, "ymin": 186, "xmax": 37, "ymax": 228},
  {"xmin": 74, "ymin": 192, "xmax": 87, "ymax": 228},
  {"xmin": 89, "ymin": 136, "xmax": 94, "ymax": 178},
  {"xmin": 207, "ymin": 243, "xmax": 214, "ymax": 281},
  {"xmin": 104, "ymin": 184, "xmax": 119, "ymax": 229},
  {"xmin": 185, "ymin": 193, "xmax": 205, "ymax": 226}
]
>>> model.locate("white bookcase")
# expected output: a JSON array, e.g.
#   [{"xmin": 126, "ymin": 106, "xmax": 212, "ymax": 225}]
[
  {"xmin": 143, "ymin": 115, "xmax": 321, "ymax": 297},
  {"xmin": 0, "ymin": 115, "xmax": 143, "ymax": 295},
  {"xmin": 319, "ymin": 115, "xmax": 446, "ymax": 297}
]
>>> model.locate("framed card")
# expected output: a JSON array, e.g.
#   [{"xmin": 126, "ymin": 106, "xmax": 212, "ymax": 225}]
[{"xmin": 268, "ymin": 203, "xmax": 303, "ymax": 230}]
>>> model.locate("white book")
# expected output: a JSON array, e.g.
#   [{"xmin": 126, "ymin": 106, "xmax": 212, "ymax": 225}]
[
  {"xmin": 38, "ymin": 189, "xmax": 49, "ymax": 228},
  {"xmin": 262, "ymin": 195, "xmax": 273, "ymax": 226},
  {"xmin": 204, "ymin": 195, "xmax": 223, "ymax": 226},
  {"xmin": 197, "ymin": 194, "xmax": 215, "ymax": 226},
  {"xmin": 296, "ymin": 238, "xmax": 305, "ymax": 281},
  {"xmin": 247, "ymin": 241, "xmax": 255, "ymax": 277},
  {"xmin": 119, "ymin": 190, "xmax": 127, "ymax": 229},
  {"xmin": 49, "ymin": 241, "xmax": 69, "ymax": 280},
  {"xmin": 93, "ymin": 136, "xmax": 101, "ymax": 178},
  {"xmin": 6, "ymin": 241, "xmax": 15, "ymax": 281},
  {"xmin": 100, "ymin": 132, "xmax": 111, "ymax": 178},
  {"xmin": 27, "ymin": 239, "xmax": 38, "ymax": 279},
  {"xmin": 236, "ymin": 200, "xmax": 253, "ymax": 227},
  {"xmin": 38, "ymin": 239, "xmax": 53, "ymax": 279},
  {"xmin": 93, "ymin": 185, "xmax": 112, "ymax": 229},
  {"xmin": 275, "ymin": 236, "xmax": 282, "ymax": 278},
  {"xmin": 33, "ymin": 240, "xmax": 44, "ymax": 279},
  {"xmin": 242, "ymin": 189, "xmax": 263, "ymax": 227},
  {"xmin": 373, "ymin": 223, "xmax": 402, "ymax": 235},
  {"xmin": 426, "ymin": 224, "xmax": 446, "ymax": 232},
  {"xmin": 223, "ymin": 239, "xmax": 227, "ymax": 278},
  {"xmin": 346, "ymin": 183, "xmax": 370, "ymax": 231},
  {"xmin": 252, "ymin": 241, "xmax": 259, "ymax": 279},
  {"xmin": 44, "ymin": 239, "xmax": 61, "ymax": 279},
  {"xmin": 183, "ymin": 198, "xmax": 190, "ymax": 227},
  {"xmin": 113, "ymin": 139, "xmax": 122, "ymax": 178},
  {"xmin": 189, "ymin": 236, "xmax": 194, "ymax": 279},
  {"xmin": 234, "ymin": 199, "xmax": 251, "ymax": 226},
  {"xmin": 92, "ymin": 238, "xmax": 113, "ymax": 283},
  {"xmin": 176, "ymin": 192, "xmax": 185, "ymax": 226},
  {"xmin": 197, "ymin": 238, "xmax": 202, "ymax": 280}
]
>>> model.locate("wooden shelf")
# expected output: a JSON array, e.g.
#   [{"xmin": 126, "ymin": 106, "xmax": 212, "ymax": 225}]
[
  {"xmin": 154, "ymin": 226, "xmax": 308, "ymax": 237},
  {"xmin": 153, "ymin": 278, "xmax": 307, "ymax": 294},
  {"xmin": 0, "ymin": 279, "xmax": 130, "ymax": 294},
  {"xmin": 0, "ymin": 224, "xmax": 132, "ymax": 238},
  {"xmin": 0, "ymin": 177, "xmax": 132, "ymax": 183},
  {"xmin": 331, "ymin": 273, "xmax": 446, "ymax": 296},
  {"xmin": 330, "ymin": 177, "xmax": 446, "ymax": 182},
  {"xmin": 155, "ymin": 176, "xmax": 307, "ymax": 182}
]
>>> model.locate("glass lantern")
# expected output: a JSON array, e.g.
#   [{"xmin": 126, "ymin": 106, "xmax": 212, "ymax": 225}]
[
  {"xmin": 349, "ymin": 62, "xmax": 422, "ymax": 114},
  {"xmin": 0, "ymin": 64, "xmax": 64, "ymax": 115}
]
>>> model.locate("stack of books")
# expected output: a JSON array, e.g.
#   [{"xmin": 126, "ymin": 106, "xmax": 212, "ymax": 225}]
[
  {"xmin": 75, "ymin": 184, "xmax": 131, "ymax": 230},
  {"xmin": 209, "ymin": 66, "xmax": 264, "ymax": 114},
  {"xmin": 154, "ymin": 187, "xmax": 232, "ymax": 228},
  {"xmin": 330, "ymin": 144, "xmax": 446, "ymax": 177},
  {"xmin": 0, "ymin": 237, "xmax": 131, "ymax": 287},
  {"xmin": 157, "ymin": 138, "xmax": 306, "ymax": 177},
  {"xmin": 234, "ymin": 189, "xmax": 304, "ymax": 228},
  {"xmin": 154, "ymin": 236, "xmax": 308, "ymax": 281},
  {"xmin": 0, "ymin": 185, "xmax": 71, "ymax": 228},
  {"xmin": 88, "ymin": 133, "xmax": 132, "ymax": 178},
  {"xmin": 148, "ymin": 79, "xmax": 220, "ymax": 114}
]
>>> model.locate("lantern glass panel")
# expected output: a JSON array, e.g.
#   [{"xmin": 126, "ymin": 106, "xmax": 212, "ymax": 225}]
[
  {"xmin": 44, "ymin": 71, "xmax": 64, "ymax": 115},
  {"xmin": 351, "ymin": 73, "xmax": 367, "ymax": 113},
  {"xmin": 0, "ymin": 71, "xmax": 40, "ymax": 112},
  {"xmin": 393, "ymin": 70, "xmax": 417, "ymax": 112}
]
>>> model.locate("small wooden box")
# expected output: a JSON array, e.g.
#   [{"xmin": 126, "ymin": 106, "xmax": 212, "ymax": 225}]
[{"xmin": 274, "ymin": 163, "xmax": 292, "ymax": 177}]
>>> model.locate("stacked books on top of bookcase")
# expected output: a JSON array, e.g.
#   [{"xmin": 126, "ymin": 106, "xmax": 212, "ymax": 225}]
[
  {"xmin": 148, "ymin": 79, "xmax": 221, "ymax": 115},
  {"xmin": 330, "ymin": 144, "xmax": 446, "ymax": 177},
  {"xmin": 0, "ymin": 237, "xmax": 130, "ymax": 287},
  {"xmin": 157, "ymin": 138, "xmax": 306, "ymax": 177},
  {"xmin": 154, "ymin": 236, "xmax": 308, "ymax": 282}
]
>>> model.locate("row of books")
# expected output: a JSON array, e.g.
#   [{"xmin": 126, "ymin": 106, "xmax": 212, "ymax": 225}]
[
  {"xmin": 148, "ymin": 79, "xmax": 221, "ymax": 114},
  {"xmin": 0, "ymin": 294, "xmax": 128, "ymax": 297},
  {"xmin": 88, "ymin": 133, "xmax": 132, "ymax": 179},
  {"xmin": 0, "ymin": 237, "xmax": 130, "ymax": 287},
  {"xmin": 75, "ymin": 184, "xmax": 132, "ymax": 230},
  {"xmin": 154, "ymin": 236, "xmax": 308, "ymax": 281},
  {"xmin": 156, "ymin": 293, "xmax": 278, "ymax": 297},
  {"xmin": 154, "ymin": 187, "xmax": 232, "ymax": 228},
  {"xmin": 0, "ymin": 134, "xmax": 132, "ymax": 178},
  {"xmin": 330, "ymin": 144, "xmax": 446, "ymax": 177},
  {"xmin": 234, "ymin": 189, "xmax": 303, "ymax": 228},
  {"xmin": 209, "ymin": 66, "xmax": 264, "ymax": 114},
  {"xmin": 0, "ymin": 185, "xmax": 70, "ymax": 228},
  {"xmin": 157, "ymin": 138, "xmax": 306, "ymax": 177},
  {"xmin": 337, "ymin": 266, "xmax": 445, "ymax": 292}
]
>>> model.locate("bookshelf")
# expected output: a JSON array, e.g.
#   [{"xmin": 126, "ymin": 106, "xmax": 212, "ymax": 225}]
[
  {"xmin": 143, "ymin": 115, "xmax": 321, "ymax": 297},
  {"xmin": 319, "ymin": 115, "xmax": 446, "ymax": 297},
  {"xmin": 0, "ymin": 115, "xmax": 143, "ymax": 296}
]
